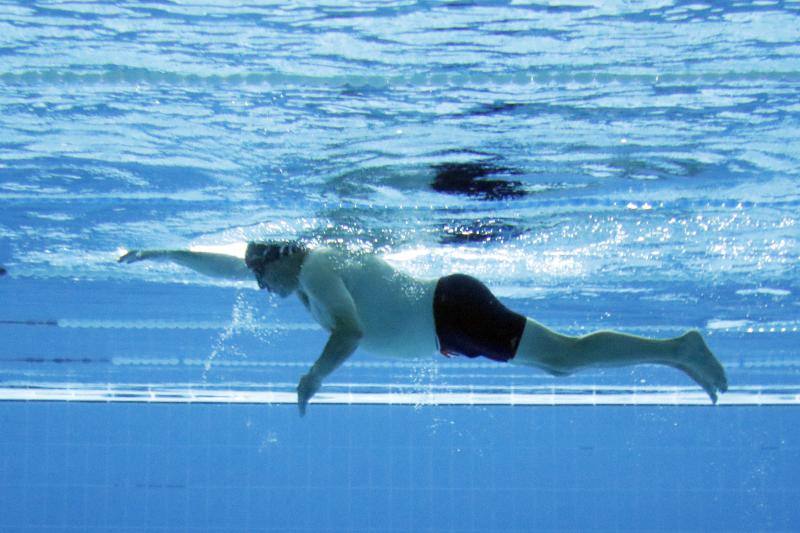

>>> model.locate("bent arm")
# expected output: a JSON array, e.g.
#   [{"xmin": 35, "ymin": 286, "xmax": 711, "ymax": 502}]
[
  {"xmin": 119, "ymin": 249, "xmax": 253, "ymax": 281},
  {"xmin": 297, "ymin": 326, "xmax": 362, "ymax": 416},
  {"xmin": 296, "ymin": 251, "xmax": 364, "ymax": 415},
  {"xmin": 309, "ymin": 328, "xmax": 362, "ymax": 381}
]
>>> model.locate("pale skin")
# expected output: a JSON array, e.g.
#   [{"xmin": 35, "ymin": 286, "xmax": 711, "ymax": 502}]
[{"xmin": 119, "ymin": 246, "xmax": 728, "ymax": 414}]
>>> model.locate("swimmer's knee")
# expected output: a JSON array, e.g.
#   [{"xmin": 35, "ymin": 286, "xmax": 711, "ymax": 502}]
[
  {"xmin": 542, "ymin": 366, "xmax": 573, "ymax": 377},
  {"xmin": 516, "ymin": 323, "xmax": 580, "ymax": 375},
  {"xmin": 513, "ymin": 351, "xmax": 576, "ymax": 376},
  {"xmin": 541, "ymin": 359, "xmax": 576, "ymax": 376}
]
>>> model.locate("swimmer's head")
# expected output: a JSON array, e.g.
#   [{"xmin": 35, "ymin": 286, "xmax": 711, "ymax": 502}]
[{"xmin": 245, "ymin": 241, "xmax": 307, "ymax": 296}]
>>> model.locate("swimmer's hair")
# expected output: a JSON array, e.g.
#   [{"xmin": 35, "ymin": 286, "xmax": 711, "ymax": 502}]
[{"xmin": 245, "ymin": 240, "xmax": 306, "ymax": 272}]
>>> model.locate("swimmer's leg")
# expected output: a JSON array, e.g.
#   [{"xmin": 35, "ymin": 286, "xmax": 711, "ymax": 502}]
[{"xmin": 512, "ymin": 319, "xmax": 728, "ymax": 403}]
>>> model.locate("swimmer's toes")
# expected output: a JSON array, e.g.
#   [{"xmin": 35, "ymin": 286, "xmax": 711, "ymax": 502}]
[
  {"xmin": 679, "ymin": 363, "xmax": 718, "ymax": 404},
  {"xmin": 702, "ymin": 360, "xmax": 726, "ymax": 400},
  {"xmin": 718, "ymin": 372, "xmax": 728, "ymax": 393},
  {"xmin": 698, "ymin": 376, "xmax": 718, "ymax": 404},
  {"xmin": 704, "ymin": 351, "xmax": 728, "ymax": 393},
  {"xmin": 679, "ymin": 330, "xmax": 727, "ymax": 397},
  {"xmin": 698, "ymin": 374, "xmax": 718, "ymax": 404}
]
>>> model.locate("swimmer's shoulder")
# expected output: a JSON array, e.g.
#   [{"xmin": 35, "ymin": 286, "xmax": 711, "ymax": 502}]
[
  {"xmin": 302, "ymin": 246, "xmax": 343, "ymax": 270},
  {"xmin": 299, "ymin": 246, "xmax": 350, "ymax": 286},
  {"xmin": 300, "ymin": 247, "xmax": 391, "ymax": 287}
]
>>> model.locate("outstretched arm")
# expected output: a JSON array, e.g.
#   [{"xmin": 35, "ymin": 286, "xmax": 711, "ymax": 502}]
[
  {"xmin": 296, "ymin": 252, "xmax": 364, "ymax": 416},
  {"xmin": 118, "ymin": 249, "xmax": 253, "ymax": 281}
]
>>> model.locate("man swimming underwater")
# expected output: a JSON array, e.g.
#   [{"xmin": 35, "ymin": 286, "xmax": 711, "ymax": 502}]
[{"xmin": 119, "ymin": 241, "xmax": 728, "ymax": 415}]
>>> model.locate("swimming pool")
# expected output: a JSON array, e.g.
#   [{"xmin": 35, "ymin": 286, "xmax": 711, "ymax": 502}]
[{"xmin": 1, "ymin": 1, "xmax": 798, "ymax": 531}]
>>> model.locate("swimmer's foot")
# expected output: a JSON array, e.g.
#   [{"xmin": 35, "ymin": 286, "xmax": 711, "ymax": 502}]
[{"xmin": 673, "ymin": 330, "xmax": 728, "ymax": 404}]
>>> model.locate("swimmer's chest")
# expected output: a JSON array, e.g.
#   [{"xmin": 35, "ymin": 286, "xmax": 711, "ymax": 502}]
[
  {"xmin": 296, "ymin": 289, "xmax": 335, "ymax": 331},
  {"xmin": 296, "ymin": 269, "xmax": 437, "ymax": 358},
  {"xmin": 295, "ymin": 279, "xmax": 428, "ymax": 333}
]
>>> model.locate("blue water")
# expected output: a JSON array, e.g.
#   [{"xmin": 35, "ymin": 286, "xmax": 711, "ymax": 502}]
[{"xmin": 2, "ymin": 1, "xmax": 799, "ymax": 531}]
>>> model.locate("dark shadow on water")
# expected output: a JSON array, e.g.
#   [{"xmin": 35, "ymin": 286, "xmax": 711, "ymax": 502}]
[
  {"xmin": 430, "ymin": 161, "xmax": 529, "ymax": 244},
  {"xmin": 468, "ymin": 102, "xmax": 527, "ymax": 116},
  {"xmin": 431, "ymin": 161, "xmax": 527, "ymax": 200}
]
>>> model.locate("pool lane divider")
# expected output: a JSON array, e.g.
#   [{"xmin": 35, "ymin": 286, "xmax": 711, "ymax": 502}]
[
  {"xmin": 0, "ymin": 384, "xmax": 797, "ymax": 406},
  {"xmin": 2, "ymin": 68, "xmax": 799, "ymax": 89},
  {"xmin": 1, "ymin": 318, "xmax": 799, "ymax": 335},
  {"xmin": 0, "ymin": 319, "xmax": 58, "ymax": 326},
  {"xmin": 0, "ymin": 318, "xmax": 319, "ymax": 331}
]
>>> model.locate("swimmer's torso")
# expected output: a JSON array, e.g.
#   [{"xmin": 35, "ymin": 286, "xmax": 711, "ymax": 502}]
[{"xmin": 298, "ymin": 248, "xmax": 438, "ymax": 359}]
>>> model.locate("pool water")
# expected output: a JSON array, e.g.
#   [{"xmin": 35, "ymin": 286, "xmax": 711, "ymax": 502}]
[{"xmin": 1, "ymin": 1, "xmax": 799, "ymax": 531}]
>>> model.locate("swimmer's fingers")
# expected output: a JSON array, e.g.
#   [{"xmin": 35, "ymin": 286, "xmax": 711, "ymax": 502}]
[
  {"xmin": 118, "ymin": 250, "xmax": 142, "ymax": 263},
  {"xmin": 118, "ymin": 250, "xmax": 155, "ymax": 263},
  {"xmin": 297, "ymin": 373, "xmax": 321, "ymax": 417}
]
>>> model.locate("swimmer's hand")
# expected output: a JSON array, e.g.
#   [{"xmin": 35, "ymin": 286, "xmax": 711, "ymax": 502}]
[
  {"xmin": 118, "ymin": 249, "xmax": 160, "ymax": 263},
  {"xmin": 297, "ymin": 372, "xmax": 321, "ymax": 417}
]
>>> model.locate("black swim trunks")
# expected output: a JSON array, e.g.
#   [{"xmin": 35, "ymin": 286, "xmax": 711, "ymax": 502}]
[{"xmin": 433, "ymin": 274, "xmax": 526, "ymax": 362}]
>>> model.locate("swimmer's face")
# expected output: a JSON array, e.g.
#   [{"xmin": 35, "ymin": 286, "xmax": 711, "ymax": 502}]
[{"xmin": 254, "ymin": 266, "xmax": 295, "ymax": 297}]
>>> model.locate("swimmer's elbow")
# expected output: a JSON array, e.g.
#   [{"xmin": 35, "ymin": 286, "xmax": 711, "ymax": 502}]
[
  {"xmin": 330, "ymin": 311, "xmax": 364, "ymax": 341},
  {"xmin": 335, "ymin": 323, "xmax": 363, "ymax": 341},
  {"xmin": 329, "ymin": 319, "xmax": 363, "ymax": 349}
]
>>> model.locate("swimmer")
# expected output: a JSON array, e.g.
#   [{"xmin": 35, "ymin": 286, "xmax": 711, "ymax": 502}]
[{"xmin": 119, "ymin": 242, "xmax": 728, "ymax": 414}]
